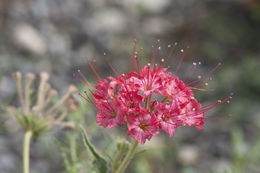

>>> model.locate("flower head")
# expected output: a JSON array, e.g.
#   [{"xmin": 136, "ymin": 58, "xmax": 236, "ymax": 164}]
[
  {"xmin": 7, "ymin": 72, "xmax": 77, "ymax": 139},
  {"xmin": 76, "ymin": 40, "xmax": 232, "ymax": 144}
]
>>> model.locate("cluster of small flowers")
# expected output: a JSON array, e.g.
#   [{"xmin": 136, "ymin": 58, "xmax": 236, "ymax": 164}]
[{"xmin": 76, "ymin": 40, "xmax": 232, "ymax": 144}]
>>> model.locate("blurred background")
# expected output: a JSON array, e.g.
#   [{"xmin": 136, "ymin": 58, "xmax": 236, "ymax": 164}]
[{"xmin": 0, "ymin": 0, "xmax": 260, "ymax": 172}]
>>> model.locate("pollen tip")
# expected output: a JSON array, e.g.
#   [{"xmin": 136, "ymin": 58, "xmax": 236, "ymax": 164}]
[
  {"xmin": 197, "ymin": 75, "xmax": 201, "ymax": 79},
  {"xmin": 104, "ymin": 52, "xmax": 106, "ymax": 56},
  {"xmin": 180, "ymin": 49, "xmax": 184, "ymax": 52},
  {"xmin": 68, "ymin": 85, "xmax": 77, "ymax": 93},
  {"xmin": 50, "ymin": 89, "xmax": 58, "ymax": 96},
  {"xmin": 12, "ymin": 71, "xmax": 22, "ymax": 79},
  {"xmin": 174, "ymin": 42, "xmax": 178, "ymax": 46},
  {"xmin": 218, "ymin": 100, "xmax": 221, "ymax": 103},
  {"xmin": 193, "ymin": 62, "xmax": 197, "ymax": 66},
  {"xmin": 40, "ymin": 72, "xmax": 50, "ymax": 81},
  {"xmin": 198, "ymin": 62, "xmax": 201, "ymax": 65},
  {"xmin": 26, "ymin": 73, "xmax": 35, "ymax": 80},
  {"xmin": 158, "ymin": 47, "xmax": 161, "ymax": 50},
  {"xmin": 168, "ymin": 45, "xmax": 171, "ymax": 48}
]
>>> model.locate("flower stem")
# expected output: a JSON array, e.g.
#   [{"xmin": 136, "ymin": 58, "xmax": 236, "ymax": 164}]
[
  {"xmin": 115, "ymin": 140, "xmax": 138, "ymax": 173},
  {"xmin": 23, "ymin": 130, "xmax": 32, "ymax": 173}
]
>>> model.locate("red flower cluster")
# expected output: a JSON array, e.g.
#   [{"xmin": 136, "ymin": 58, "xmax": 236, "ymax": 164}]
[{"xmin": 75, "ymin": 40, "xmax": 232, "ymax": 144}]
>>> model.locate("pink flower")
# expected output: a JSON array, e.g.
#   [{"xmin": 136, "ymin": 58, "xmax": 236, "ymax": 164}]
[
  {"xmin": 155, "ymin": 100, "xmax": 181, "ymax": 136},
  {"xmin": 96, "ymin": 100, "xmax": 126, "ymax": 128},
  {"xmin": 76, "ymin": 40, "xmax": 232, "ymax": 144},
  {"xmin": 93, "ymin": 79, "xmax": 110, "ymax": 103},
  {"xmin": 127, "ymin": 109, "xmax": 159, "ymax": 144}
]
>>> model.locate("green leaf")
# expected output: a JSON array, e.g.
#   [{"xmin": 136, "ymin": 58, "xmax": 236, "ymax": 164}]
[{"xmin": 80, "ymin": 126, "xmax": 108, "ymax": 173}]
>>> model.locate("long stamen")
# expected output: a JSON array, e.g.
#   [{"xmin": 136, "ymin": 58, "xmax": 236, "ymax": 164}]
[
  {"xmin": 79, "ymin": 92, "xmax": 95, "ymax": 105},
  {"xmin": 134, "ymin": 49, "xmax": 142, "ymax": 72},
  {"xmin": 185, "ymin": 62, "xmax": 201, "ymax": 83},
  {"xmin": 92, "ymin": 59, "xmax": 103, "ymax": 79},
  {"xmin": 87, "ymin": 58, "xmax": 101, "ymax": 81},
  {"xmin": 149, "ymin": 45, "xmax": 154, "ymax": 65},
  {"xmin": 205, "ymin": 114, "xmax": 232, "ymax": 120},
  {"xmin": 104, "ymin": 52, "xmax": 119, "ymax": 76},
  {"xmin": 184, "ymin": 62, "xmax": 196, "ymax": 82},
  {"xmin": 160, "ymin": 44, "xmax": 171, "ymax": 67},
  {"xmin": 174, "ymin": 46, "xmax": 189, "ymax": 76},
  {"xmin": 165, "ymin": 42, "xmax": 178, "ymax": 67},
  {"xmin": 188, "ymin": 63, "xmax": 221, "ymax": 86},
  {"xmin": 132, "ymin": 40, "xmax": 137, "ymax": 72},
  {"xmin": 199, "ymin": 94, "xmax": 233, "ymax": 113},
  {"xmin": 193, "ymin": 77, "xmax": 212, "ymax": 88},
  {"xmin": 153, "ymin": 40, "xmax": 160, "ymax": 68}
]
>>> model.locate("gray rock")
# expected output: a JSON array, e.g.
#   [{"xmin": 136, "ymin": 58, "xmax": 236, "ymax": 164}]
[
  {"xmin": 88, "ymin": 9, "xmax": 127, "ymax": 34},
  {"xmin": 12, "ymin": 23, "xmax": 47, "ymax": 55},
  {"xmin": 178, "ymin": 145, "xmax": 200, "ymax": 165},
  {"xmin": 0, "ymin": 76, "xmax": 15, "ymax": 100}
]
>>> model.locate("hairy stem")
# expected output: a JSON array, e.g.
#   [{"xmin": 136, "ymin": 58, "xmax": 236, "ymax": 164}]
[
  {"xmin": 23, "ymin": 130, "xmax": 32, "ymax": 173},
  {"xmin": 112, "ymin": 150, "xmax": 123, "ymax": 173},
  {"xmin": 115, "ymin": 140, "xmax": 138, "ymax": 173}
]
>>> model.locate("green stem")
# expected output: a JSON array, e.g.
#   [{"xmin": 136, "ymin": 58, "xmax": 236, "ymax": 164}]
[
  {"xmin": 112, "ymin": 150, "xmax": 123, "ymax": 173},
  {"xmin": 23, "ymin": 130, "xmax": 32, "ymax": 173},
  {"xmin": 115, "ymin": 140, "xmax": 138, "ymax": 173}
]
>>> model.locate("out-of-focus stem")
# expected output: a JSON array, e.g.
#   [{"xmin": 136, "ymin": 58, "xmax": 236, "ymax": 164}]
[
  {"xmin": 115, "ymin": 140, "xmax": 138, "ymax": 173},
  {"xmin": 112, "ymin": 150, "xmax": 123, "ymax": 173},
  {"xmin": 13, "ymin": 72, "xmax": 25, "ymax": 113},
  {"xmin": 23, "ymin": 130, "xmax": 32, "ymax": 173},
  {"xmin": 45, "ymin": 85, "xmax": 76, "ymax": 116},
  {"xmin": 24, "ymin": 73, "xmax": 35, "ymax": 114},
  {"xmin": 36, "ymin": 72, "xmax": 49, "ymax": 112}
]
